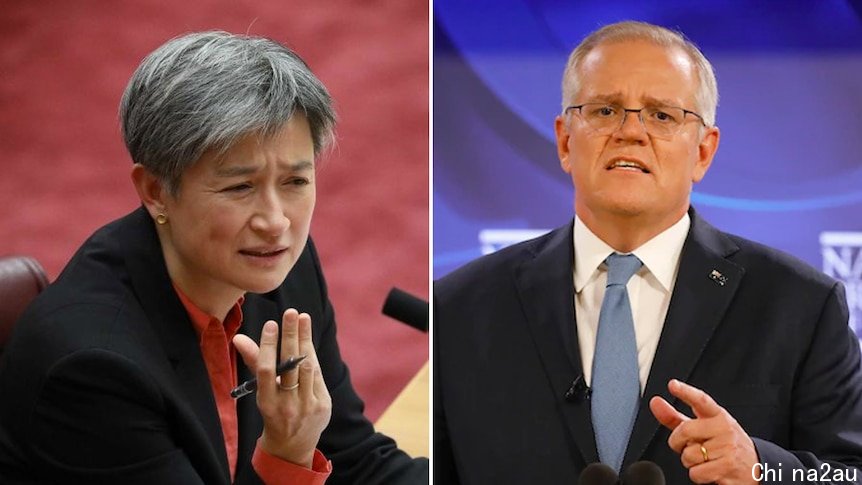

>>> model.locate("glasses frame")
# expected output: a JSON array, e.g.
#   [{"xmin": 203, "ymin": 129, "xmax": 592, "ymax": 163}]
[{"xmin": 564, "ymin": 103, "xmax": 707, "ymax": 138}]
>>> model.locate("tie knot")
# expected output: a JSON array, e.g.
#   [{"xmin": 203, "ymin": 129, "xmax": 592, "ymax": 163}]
[{"xmin": 605, "ymin": 253, "xmax": 642, "ymax": 286}]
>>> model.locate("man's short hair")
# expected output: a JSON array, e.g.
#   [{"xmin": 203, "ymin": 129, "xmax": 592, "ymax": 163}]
[
  {"xmin": 120, "ymin": 31, "xmax": 336, "ymax": 194},
  {"xmin": 561, "ymin": 21, "xmax": 718, "ymax": 127}
]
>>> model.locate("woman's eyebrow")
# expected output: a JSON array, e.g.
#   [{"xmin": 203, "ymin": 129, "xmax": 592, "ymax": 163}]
[
  {"xmin": 214, "ymin": 164, "xmax": 259, "ymax": 177},
  {"xmin": 214, "ymin": 160, "xmax": 314, "ymax": 177}
]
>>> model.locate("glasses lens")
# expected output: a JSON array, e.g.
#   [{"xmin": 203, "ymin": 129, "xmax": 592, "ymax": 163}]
[
  {"xmin": 578, "ymin": 104, "xmax": 621, "ymax": 134},
  {"xmin": 642, "ymin": 106, "xmax": 685, "ymax": 137}
]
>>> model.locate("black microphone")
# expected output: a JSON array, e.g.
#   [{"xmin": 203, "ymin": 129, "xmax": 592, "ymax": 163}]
[
  {"xmin": 620, "ymin": 461, "xmax": 665, "ymax": 485},
  {"xmin": 565, "ymin": 374, "xmax": 591, "ymax": 402},
  {"xmin": 382, "ymin": 287, "xmax": 428, "ymax": 332},
  {"xmin": 578, "ymin": 463, "xmax": 619, "ymax": 485}
]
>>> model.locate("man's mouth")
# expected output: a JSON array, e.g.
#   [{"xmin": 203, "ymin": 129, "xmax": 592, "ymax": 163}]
[{"xmin": 606, "ymin": 159, "xmax": 650, "ymax": 174}]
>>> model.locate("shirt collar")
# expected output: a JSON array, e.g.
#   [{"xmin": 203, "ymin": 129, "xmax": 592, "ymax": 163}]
[
  {"xmin": 172, "ymin": 283, "xmax": 245, "ymax": 340},
  {"xmin": 573, "ymin": 212, "xmax": 690, "ymax": 293}
]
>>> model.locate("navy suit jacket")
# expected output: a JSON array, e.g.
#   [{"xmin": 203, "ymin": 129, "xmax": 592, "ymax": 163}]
[
  {"xmin": 0, "ymin": 207, "xmax": 428, "ymax": 484},
  {"xmin": 434, "ymin": 209, "xmax": 862, "ymax": 484}
]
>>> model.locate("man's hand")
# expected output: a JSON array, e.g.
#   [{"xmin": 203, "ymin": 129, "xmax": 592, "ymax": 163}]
[
  {"xmin": 649, "ymin": 379, "xmax": 758, "ymax": 484},
  {"xmin": 234, "ymin": 309, "xmax": 332, "ymax": 468}
]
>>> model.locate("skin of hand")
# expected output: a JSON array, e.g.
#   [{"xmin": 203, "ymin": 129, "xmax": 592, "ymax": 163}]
[
  {"xmin": 234, "ymin": 308, "xmax": 333, "ymax": 468},
  {"xmin": 649, "ymin": 379, "xmax": 759, "ymax": 484}
]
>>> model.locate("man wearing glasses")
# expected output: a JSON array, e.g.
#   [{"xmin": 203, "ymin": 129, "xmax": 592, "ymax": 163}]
[{"xmin": 434, "ymin": 21, "xmax": 862, "ymax": 484}]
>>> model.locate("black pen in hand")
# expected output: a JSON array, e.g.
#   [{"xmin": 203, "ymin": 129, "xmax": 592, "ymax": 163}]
[{"xmin": 231, "ymin": 355, "xmax": 307, "ymax": 399}]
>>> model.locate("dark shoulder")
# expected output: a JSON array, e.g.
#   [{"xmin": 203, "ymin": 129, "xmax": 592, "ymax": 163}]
[
  {"xmin": 724, "ymin": 232, "xmax": 837, "ymax": 290},
  {"xmin": 21, "ymin": 231, "xmax": 130, "ymax": 324},
  {"xmin": 7, "ymin": 282, "xmax": 144, "ymax": 383},
  {"xmin": 688, "ymin": 209, "xmax": 838, "ymax": 294},
  {"xmin": 435, "ymin": 224, "xmax": 567, "ymax": 297},
  {"xmin": 0, "ymin": 281, "xmax": 152, "ymax": 434},
  {"xmin": 6, "ymin": 211, "xmax": 151, "ymax": 368}
]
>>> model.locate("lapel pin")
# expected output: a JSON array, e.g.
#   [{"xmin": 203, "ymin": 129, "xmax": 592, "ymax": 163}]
[{"xmin": 708, "ymin": 269, "xmax": 727, "ymax": 286}]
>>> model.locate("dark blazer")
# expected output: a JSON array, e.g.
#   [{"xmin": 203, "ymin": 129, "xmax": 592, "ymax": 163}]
[
  {"xmin": 0, "ymin": 207, "xmax": 428, "ymax": 485},
  {"xmin": 434, "ymin": 209, "xmax": 862, "ymax": 484}
]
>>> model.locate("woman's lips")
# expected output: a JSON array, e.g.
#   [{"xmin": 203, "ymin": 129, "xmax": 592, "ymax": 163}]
[{"xmin": 238, "ymin": 247, "xmax": 289, "ymax": 265}]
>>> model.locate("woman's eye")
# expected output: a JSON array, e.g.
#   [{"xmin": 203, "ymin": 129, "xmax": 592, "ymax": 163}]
[{"xmin": 286, "ymin": 178, "xmax": 310, "ymax": 186}]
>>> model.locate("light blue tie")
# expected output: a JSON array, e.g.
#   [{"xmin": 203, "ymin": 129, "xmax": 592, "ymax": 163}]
[{"xmin": 591, "ymin": 253, "xmax": 643, "ymax": 472}]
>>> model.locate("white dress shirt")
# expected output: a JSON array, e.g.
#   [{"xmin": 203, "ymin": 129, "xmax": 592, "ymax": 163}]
[{"xmin": 573, "ymin": 213, "xmax": 690, "ymax": 393}]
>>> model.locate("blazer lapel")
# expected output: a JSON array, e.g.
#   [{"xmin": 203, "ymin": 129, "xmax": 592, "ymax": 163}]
[
  {"xmin": 120, "ymin": 208, "xmax": 230, "ymax": 485},
  {"xmin": 514, "ymin": 222, "xmax": 599, "ymax": 465},
  {"xmin": 624, "ymin": 209, "xmax": 744, "ymax": 467},
  {"xmin": 234, "ymin": 292, "xmax": 278, "ymax": 471}
]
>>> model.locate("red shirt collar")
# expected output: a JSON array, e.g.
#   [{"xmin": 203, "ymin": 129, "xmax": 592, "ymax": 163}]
[{"xmin": 172, "ymin": 283, "xmax": 244, "ymax": 340}]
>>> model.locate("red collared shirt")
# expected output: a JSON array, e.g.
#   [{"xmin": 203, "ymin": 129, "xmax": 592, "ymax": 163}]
[{"xmin": 174, "ymin": 285, "xmax": 331, "ymax": 484}]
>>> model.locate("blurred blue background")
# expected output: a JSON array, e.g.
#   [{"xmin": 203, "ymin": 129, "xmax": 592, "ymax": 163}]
[{"xmin": 433, "ymin": 1, "xmax": 862, "ymax": 334}]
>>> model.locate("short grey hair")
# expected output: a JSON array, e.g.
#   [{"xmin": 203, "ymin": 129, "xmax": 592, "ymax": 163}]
[
  {"xmin": 561, "ymin": 21, "xmax": 718, "ymax": 127},
  {"xmin": 120, "ymin": 31, "xmax": 336, "ymax": 194}
]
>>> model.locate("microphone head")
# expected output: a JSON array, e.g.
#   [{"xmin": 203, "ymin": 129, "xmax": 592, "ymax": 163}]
[
  {"xmin": 382, "ymin": 287, "xmax": 428, "ymax": 332},
  {"xmin": 578, "ymin": 463, "xmax": 619, "ymax": 485},
  {"xmin": 620, "ymin": 461, "xmax": 665, "ymax": 485}
]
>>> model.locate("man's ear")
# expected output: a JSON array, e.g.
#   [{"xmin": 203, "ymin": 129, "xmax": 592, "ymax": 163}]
[
  {"xmin": 692, "ymin": 126, "xmax": 720, "ymax": 183},
  {"xmin": 130, "ymin": 164, "xmax": 169, "ymax": 219},
  {"xmin": 555, "ymin": 115, "xmax": 573, "ymax": 174}
]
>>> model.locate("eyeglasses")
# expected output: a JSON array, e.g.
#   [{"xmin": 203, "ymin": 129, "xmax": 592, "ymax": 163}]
[{"xmin": 564, "ymin": 103, "xmax": 706, "ymax": 139}]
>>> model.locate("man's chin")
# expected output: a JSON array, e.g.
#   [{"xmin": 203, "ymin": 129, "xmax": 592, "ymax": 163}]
[
  {"xmin": 599, "ymin": 199, "xmax": 651, "ymax": 218},
  {"xmin": 578, "ymin": 193, "xmax": 651, "ymax": 218}
]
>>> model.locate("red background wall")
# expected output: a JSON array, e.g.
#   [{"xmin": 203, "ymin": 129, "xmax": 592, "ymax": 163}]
[{"xmin": 0, "ymin": 0, "xmax": 429, "ymax": 420}]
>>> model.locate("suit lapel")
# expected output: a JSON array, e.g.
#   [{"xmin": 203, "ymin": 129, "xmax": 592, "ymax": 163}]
[
  {"xmin": 624, "ymin": 209, "xmax": 744, "ymax": 467},
  {"xmin": 514, "ymin": 222, "xmax": 599, "ymax": 465},
  {"xmin": 120, "ymin": 208, "xmax": 230, "ymax": 485}
]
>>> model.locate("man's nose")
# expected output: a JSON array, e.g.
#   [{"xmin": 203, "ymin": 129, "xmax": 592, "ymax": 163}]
[{"xmin": 614, "ymin": 109, "xmax": 649, "ymax": 142}]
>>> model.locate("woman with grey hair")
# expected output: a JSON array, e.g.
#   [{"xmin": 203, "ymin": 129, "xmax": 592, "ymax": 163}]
[{"xmin": 0, "ymin": 31, "xmax": 427, "ymax": 484}]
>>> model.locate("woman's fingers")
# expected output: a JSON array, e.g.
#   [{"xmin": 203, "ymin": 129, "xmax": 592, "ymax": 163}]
[
  {"xmin": 256, "ymin": 320, "xmax": 280, "ymax": 403},
  {"xmin": 297, "ymin": 313, "xmax": 315, "ymax": 363},
  {"xmin": 280, "ymin": 309, "xmax": 300, "ymax": 387},
  {"xmin": 232, "ymin": 333, "xmax": 260, "ymax": 370},
  {"xmin": 298, "ymin": 361, "xmax": 315, "ymax": 402}
]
